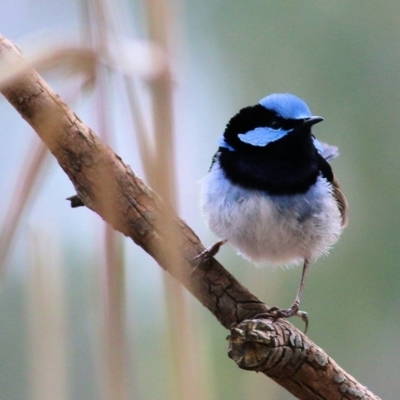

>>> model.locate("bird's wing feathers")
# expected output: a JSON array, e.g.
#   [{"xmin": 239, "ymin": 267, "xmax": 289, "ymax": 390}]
[
  {"xmin": 317, "ymin": 141, "xmax": 348, "ymax": 227},
  {"xmin": 332, "ymin": 168, "xmax": 349, "ymax": 228},
  {"xmin": 332, "ymin": 172, "xmax": 349, "ymax": 228}
]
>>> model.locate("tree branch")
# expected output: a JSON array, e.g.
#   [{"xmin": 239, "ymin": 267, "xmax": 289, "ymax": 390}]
[{"xmin": 0, "ymin": 34, "xmax": 381, "ymax": 400}]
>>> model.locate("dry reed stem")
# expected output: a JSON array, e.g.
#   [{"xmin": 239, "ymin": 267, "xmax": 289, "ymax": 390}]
[
  {"xmin": 0, "ymin": 138, "xmax": 50, "ymax": 272},
  {"xmin": 81, "ymin": 1, "xmax": 131, "ymax": 398},
  {"xmin": 28, "ymin": 230, "xmax": 68, "ymax": 400},
  {"xmin": 142, "ymin": 0, "xmax": 209, "ymax": 398}
]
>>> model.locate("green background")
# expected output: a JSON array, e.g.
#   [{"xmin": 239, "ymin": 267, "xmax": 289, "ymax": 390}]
[{"xmin": 0, "ymin": 1, "xmax": 399, "ymax": 399}]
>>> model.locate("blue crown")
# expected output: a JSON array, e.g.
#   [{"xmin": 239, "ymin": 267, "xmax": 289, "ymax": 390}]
[{"xmin": 259, "ymin": 93, "xmax": 312, "ymax": 119}]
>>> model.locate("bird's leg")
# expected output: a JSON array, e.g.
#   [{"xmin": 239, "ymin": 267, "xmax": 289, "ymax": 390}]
[
  {"xmin": 257, "ymin": 258, "xmax": 310, "ymax": 332},
  {"xmin": 191, "ymin": 239, "xmax": 227, "ymax": 273},
  {"xmin": 290, "ymin": 257, "xmax": 310, "ymax": 315}
]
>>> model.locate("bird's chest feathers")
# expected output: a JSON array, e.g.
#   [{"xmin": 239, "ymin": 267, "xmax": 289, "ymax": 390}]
[
  {"xmin": 200, "ymin": 166, "xmax": 341, "ymax": 265},
  {"xmin": 204, "ymin": 170, "xmax": 320, "ymax": 238}
]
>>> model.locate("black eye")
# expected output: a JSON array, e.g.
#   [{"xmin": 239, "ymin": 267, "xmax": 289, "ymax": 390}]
[{"xmin": 270, "ymin": 119, "xmax": 280, "ymax": 129}]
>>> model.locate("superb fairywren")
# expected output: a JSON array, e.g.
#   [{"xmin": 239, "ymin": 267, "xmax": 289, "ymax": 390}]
[{"xmin": 200, "ymin": 93, "xmax": 348, "ymax": 327}]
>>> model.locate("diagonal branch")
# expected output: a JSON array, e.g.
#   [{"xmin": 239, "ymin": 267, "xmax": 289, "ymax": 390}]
[{"xmin": 0, "ymin": 34, "xmax": 381, "ymax": 400}]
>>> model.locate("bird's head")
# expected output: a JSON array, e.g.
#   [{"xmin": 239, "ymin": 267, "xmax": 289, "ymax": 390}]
[{"xmin": 219, "ymin": 93, "xmax": 324, "ymax": 152}]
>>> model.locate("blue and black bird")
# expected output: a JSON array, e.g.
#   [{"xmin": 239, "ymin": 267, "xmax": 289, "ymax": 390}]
[{"xmin": 200, "ymin": 93, "xmax": 348, "ymax": 325}]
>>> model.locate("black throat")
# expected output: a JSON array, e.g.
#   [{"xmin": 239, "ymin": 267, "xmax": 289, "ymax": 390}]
[{"xmin": 217, "ymin": 129, "xmax": 332, "ymax": 195}]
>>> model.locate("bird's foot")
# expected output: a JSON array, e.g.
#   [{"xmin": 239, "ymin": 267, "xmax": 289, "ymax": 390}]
[
  {"xmin": 191, "ymin": 239, "xmax": 227, "ymax": 275},
  {"xmin": 255, "ymin": 303, "xmax": 309, "ymax": 333}
]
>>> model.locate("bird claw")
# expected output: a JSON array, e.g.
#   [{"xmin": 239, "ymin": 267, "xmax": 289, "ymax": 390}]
[{"xmin": 255, "ymin": 305, "xmax": 309, "ymax": 333}]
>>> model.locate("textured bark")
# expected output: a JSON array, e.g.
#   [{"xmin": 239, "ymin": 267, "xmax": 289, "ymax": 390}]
[
  {"xmin": 228, "ymin": 319, "xmax": 378, "ymax": 399},
  {"xmin": 0, "ymin": 34, "xmax": 381, "ymax": 400}
]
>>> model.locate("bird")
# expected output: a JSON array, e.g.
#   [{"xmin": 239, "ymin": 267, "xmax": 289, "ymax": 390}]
[{"xmin": 199, "ymin": 93, "xmax": 348, "ymax": 328}]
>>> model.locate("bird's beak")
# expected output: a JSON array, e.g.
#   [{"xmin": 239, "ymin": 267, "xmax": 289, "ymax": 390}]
[{"xmin": 302, "ymin": 116, "xmax": 324, "ymax": 127}]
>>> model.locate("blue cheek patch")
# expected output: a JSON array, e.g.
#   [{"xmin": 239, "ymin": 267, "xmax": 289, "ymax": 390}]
[
  {"xmin": 312, "ymin": 138, "xmax": 339, "ymax": 161},
  {"xmin": 312, "ymin": 137, "xmax": 324, "ymax": 154},
  {"xmin": 238, "ymin": 127, "xmax": 290, "ymax": 147}
]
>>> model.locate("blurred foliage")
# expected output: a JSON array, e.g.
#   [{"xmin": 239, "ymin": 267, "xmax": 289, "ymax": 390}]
[{"xmin": 1, "ymin": 1, "xmax": 400, "ymax": 399}]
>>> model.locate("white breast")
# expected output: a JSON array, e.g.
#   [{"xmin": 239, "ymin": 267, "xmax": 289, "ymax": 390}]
[{"xmin": 200, "ymin": 164, "xmax": 343, "ymax": 267}]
